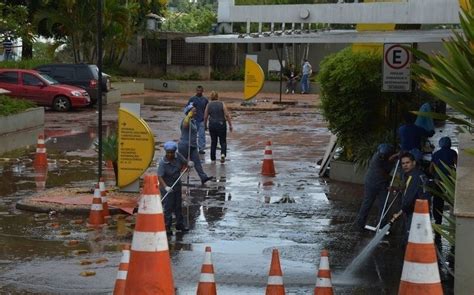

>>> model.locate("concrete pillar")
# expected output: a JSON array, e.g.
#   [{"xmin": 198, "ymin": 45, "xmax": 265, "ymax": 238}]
[
  {"xmin": 454, "ymin": 134, "xmax": 474, "ymax": 295},
  {"xmin": 166, "ymin": 39, "xmax": 172, "ymax": 65}
]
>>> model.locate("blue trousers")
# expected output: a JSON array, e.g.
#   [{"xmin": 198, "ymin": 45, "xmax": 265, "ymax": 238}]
[
  {"xmin": 178, "ymin": 144, "xmax": 208, "ymax": 182},
  {"xmin": 301, "ymin": 74, "xmax": 310, "ymax": 93},
  {"xmin": 355, "ymin": 184, "xmax": 388, "ymax": 228},
  {"xmin": 197, "ymin": 121, "xmax": 206, "ymax": 151},
  {"xmin": 160, "ymin": 185, "xmax": 184, "ymax": 229}
]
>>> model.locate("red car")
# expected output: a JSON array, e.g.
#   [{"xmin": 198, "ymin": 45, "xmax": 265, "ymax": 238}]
[{"xmin": 0, "ymin": 69, "xmax": 90, "ymax": 111}]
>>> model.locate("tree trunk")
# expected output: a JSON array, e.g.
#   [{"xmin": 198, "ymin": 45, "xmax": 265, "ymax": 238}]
[{"xmin": 21, "ymin": 40, "xmax": 33, "ymax": 59}]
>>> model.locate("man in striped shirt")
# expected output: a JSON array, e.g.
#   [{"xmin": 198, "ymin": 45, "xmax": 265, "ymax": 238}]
[{"xmin": 2, "ymin": 37, "xmax": 13, "ymax": 61}]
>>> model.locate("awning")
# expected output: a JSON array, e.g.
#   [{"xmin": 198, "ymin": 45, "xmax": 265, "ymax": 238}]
[{"xmin": 186, "ymin": 29, "xmax": 458, "ymax": 44}]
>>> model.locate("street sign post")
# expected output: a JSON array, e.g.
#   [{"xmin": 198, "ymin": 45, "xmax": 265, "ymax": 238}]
[{"xmin": 382, "ymin": 43, "xmax": 412, "ymax": 92}]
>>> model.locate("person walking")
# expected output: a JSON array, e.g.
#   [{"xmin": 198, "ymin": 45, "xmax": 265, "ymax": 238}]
[
  {"xmin": 204, "ymin": 91, "xmax": 233, "ymax": 164},
  {"xmin": 398, "ymin": 112, "xmax": 435, "ymax": 152},
  {"xmin": 2, "ymin": 37, "xmax": 13, "ymax": 61},
  {"xmin": 300, "ymin": 59, "xmax": 312, "ymax": 94},
  {"xmin": 283, "ymin": 64, "xmax": 299, "ymax": 94},
  {"xmin": 157, "ymin": 141, "xmax": 189, "ymax": 234},
  {"xmin": 178, "ymin": 103, "xmax": 213, "ymax": 186},
  {"xmin": 354, "ymin": 143, "xmax": 397, "ymax": 230},
  {"xmin": 429, "ymin": 137, "xmax": 457, "ymax": 243},
  {"xmin": 187, "ymin": 86, "xmax": 208, "ymax": 154}
]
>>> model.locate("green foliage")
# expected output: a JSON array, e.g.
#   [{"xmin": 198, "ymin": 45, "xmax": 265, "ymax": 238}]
[
  {"xmin": 431, "ymin": 164, "xmax": 456, "ymax": 246},
  {"xmin": 163, "ymin": 3, "xmax": 217, "ymax": 33},
  {"xmin": 161, "ymin": 71, "xmax": 202, "ymax": 80},
  {"xmin": 411, "ymin": 2, "xmax": 474, "ymax": 126},
  {"xmin": 317, "ymin": 47, "xmax": 390, "ymax": 162},
  {"xmin": 95, "ymin": 134, "xmax": 118, "ymax": 162},
  {"xmin": 211, "ymin": 68, "xmax": 245, "ymax": 81},
  {"xmin": 0, "ymin": 95, "xmax": 36, "ymax": 116},
  {"xmin": 0, "ymin": 3, "xmax": 35, "ymax": 47},
  {"xmin": 0, "ymin": 58, "xmax": 53, "ymax": 69},
  {"xmin": 235, "ymin": 0, "xmax": 337, "ymax": 4}
]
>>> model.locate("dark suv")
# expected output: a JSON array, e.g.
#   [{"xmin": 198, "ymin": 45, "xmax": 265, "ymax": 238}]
[{"xmin": 35, "ymin": 64, "xmax": 111, "ymax": 105}]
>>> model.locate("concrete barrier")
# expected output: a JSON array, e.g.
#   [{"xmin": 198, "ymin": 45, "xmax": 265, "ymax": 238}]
[
  {"xmin": 112, "ymin": 81, "xmax": 145, "ymax": 95},
  {"xmin": 329, "ymin": 160, "xmax": 366, "ymax": 185},
  {"xmin": 0, "ymin": 107, "xmax": 44, "ymax": 155},
  {"xmin": 136, "ymin": 78, "xmax": 320, "ymax": 94},
  {"xmin": 103, "ymin": 89, "xmax": 121, "ymax": 105}
]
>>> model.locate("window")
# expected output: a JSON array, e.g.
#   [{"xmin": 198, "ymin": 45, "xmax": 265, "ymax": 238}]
[
  {"xmin": 171, "ymin": 40, "xmax": 206, "ymax": 66},
  {"xmin": 76, "ymin": 67, "xmax": 92, "ymax": 80},
  {"xmin": 53, "ymin": 68, "xmax": 75, "ymax": 80},
  {"xmin": 0, "ymin": 72, "xmax": 19, "ymax": 84},
  {"xmin": 22, "ymin": 73, "xmax": 43, "ymax": 86}
]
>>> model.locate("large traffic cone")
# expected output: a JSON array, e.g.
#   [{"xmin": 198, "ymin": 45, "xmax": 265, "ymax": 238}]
[
  {"xmin": 398, "ymin": 199, "xmax": 443, "ymax": 295},
  {"xmin": 87, "ymin": 185, "xmax": 105, "ymax": 228},
  {"xmin": 113, "ymin": 244, "xmax": 131, "ymax": 295},
  {"xmin": 99, "ymin": 178, "xmax": 111, "ymax": 219},
  {"xmin": 34, "ymin": 134, "xmax": 48, "ymax": 167},
  {"xmin": 197, "ymin": 246, "xmax": 217, "ymax": 295},
  {"xmin": 314, "ymin": 250, "xmax": 334, "ymax": 295},
  {"xmin": 266, "ymin": 249, "xmax": 285, "ymax": 295},
  {"xmin": 261, "ymin": 141, "xmax": 276, "ymax": 177},
  {"xmin": 124, "ymin": 174, "xmax": 175, "ymax": 295},
  {"xmin": 34, "ymin": 165, "xmax": 48, "ymax": 192}
]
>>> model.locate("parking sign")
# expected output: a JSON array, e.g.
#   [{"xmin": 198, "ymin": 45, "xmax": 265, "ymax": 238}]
[{"xmin": 382, "ymin": 43, "xmax": 412, "ymax": 92}]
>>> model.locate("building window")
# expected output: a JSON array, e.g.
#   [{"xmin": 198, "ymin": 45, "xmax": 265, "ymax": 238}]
[{"xmin": 171, "ymin": 40, "xmax": 206, "ymax": 66}]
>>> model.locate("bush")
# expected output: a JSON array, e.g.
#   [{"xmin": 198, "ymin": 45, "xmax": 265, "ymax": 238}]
[
  {"xmin": 0, "ymin": 58, "xmax": 53, "ymax": 69},
  {"xmin": 0, "ymin": 95, "xmax": 36, "ymax": 116}
]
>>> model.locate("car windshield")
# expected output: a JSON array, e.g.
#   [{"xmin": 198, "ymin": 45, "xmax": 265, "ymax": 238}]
[{"xmin": 38, "ymin": 73, "xmax": 59, "ymax": 85}]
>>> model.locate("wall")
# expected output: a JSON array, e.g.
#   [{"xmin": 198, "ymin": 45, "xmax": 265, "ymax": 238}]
[{"xmin": 0, "ymin": 108, "xmax": 44, "ymax": 155}]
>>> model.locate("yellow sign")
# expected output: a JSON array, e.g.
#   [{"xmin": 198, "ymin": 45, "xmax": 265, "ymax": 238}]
[
  {"xmin": 243, "ymin": 57, "xmax": 265, "ymax": 100},
  {"xmin": 118, "ymin": 108, "xmax": 155, "ymax": 187}
]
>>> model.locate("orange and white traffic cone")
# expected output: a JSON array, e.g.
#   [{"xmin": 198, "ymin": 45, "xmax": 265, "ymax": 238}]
[
  {"xmin": 34, "ymin": 134, "xmax": 48, "ymax": 167},
  {"xmin": 398, "ymin": 199, "xmax": 443, "ymax": 295},
  {"xmin": 99, "ymin": 178, "xmax": 111, "ymax": 219},
  {"xmin": 261, "ymin": 141, "xmax": 276, "ymax": 177},
  {"xmin": 124, "ymin": 174, "xmax": 175, "ymax": 295},
  {"xmin": 314, "ymin": 250, "xmax": 334, "ymax": 295},
  {"xmin": 113, "ymin": 244, "xmax": 131, "ymax": 295},
  {"xmin": 266, "ymin": 249, "xmax": 285, "ymax": 295},
  {"xmin": 34, "ymin": 165, "xmax": 48, "ymax": 192},
  {"xmin": 197, "ymin": 246, "xmax": 217, "ymax": 295},
  {"xmin": 87, "ymin": 185, "xmax": 105, "ymax": 228}
]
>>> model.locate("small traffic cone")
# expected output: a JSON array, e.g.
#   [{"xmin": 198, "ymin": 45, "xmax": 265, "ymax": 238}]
[
  {"xmin": 266, "ymin": 249, "xmax": 285, "ymax": 295},
  {"xmin": 261, "ymin": 141, "xmax": 276, "ymax": 177},
  {"xmin": 34, "ymin": 134, "xmax": 48, "ymax": 167},
  {"xmin": 197, "ymin": 246, "xmax": 217, "ymax": 295},
  {"xmin": 398, "ymin": 199, "xmax": 443, "ymax": 295},
  {"xmin": 113, "ymin": 244, "xmax": 131, "ymax": 295},
  {"xmin": 34, "ymin": 165, "xmax": 48, "ymax": 191},
  {"xmin": 124, "ymin": 174, "xmax": 175, "ymax": 295},
  {"xmin": 87, "ymin": 185, "xmax": 105, "ymax": 228},
  {"xmin": 314, "ymin": 250, "xmax": 334, "ymax": 295},
  {"xmin": 99, "ymin": 178, "xmax": 111, "ymax": 219}
]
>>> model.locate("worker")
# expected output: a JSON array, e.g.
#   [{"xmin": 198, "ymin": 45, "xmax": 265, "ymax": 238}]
[
  {"xmin": 429, "ymin": 137, "xmax": 457, "ymax": 243},
  {"xmin": 187, "ymin": 86, "xmax": 208, "ymax": 154},
  {"xmin": 178, "ymin": 103, "xmax": 213, "ymax": 186},
  {"xmin": 354, "ymin": 143, "xmax": 397, "ymax": 231},
  {"xmin": 157, "ymin": 141, "xmax": 190, "ymax": 235},
  {"xmin": 397, "ymin": 152, "xmax": 430, "ymax": 246},
  {"xmin": 398, "ymin": 112, "xmax": 435, "ymax": 152}
]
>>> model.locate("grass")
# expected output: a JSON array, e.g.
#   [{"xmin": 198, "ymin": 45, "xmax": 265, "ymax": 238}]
[
  {"xmin": 0, "ymin": 95, "xmax": 36, "ymax": 116},
  {"xmin": 0, "ymin": 59, "xmax": 53, "ymax": 70}
]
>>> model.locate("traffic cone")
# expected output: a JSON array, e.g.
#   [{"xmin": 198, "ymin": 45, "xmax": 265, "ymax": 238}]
[
  {"xmin": 314, "ymin": 250, "xmax": 334, "ymax": 295},
  {"xmin": 34, "ymin": 134, "xmax": 48, "ymax": 167},
  {"xmin": 398, "ymin": 199, "xmax": 443, "ymax": 295},
  {"xmin": 197, "ymin": 246, "xmax": 217, "ymax": 295},
  {"xmin": 99, "ymin": 178, "xmax": 111, "ymax": 219},
  {"xmin": 113, "ymin": 244, "xmax": 131, "ymax": 295},
  {"xmin": 266, "ymin": 249, "xmax": 285, "ymax": 295},
  {"xmin": 124, "ymin": 174, "xmax": 175, "ymax": 295},
  {"xmin": 87, "ymin": 185, "xmax": 105, "ymax": 228},
  {"xmin": 261, "ymin": 141, "xmax": 276, "ymax": 177},
  {"xmin": 34, "ymin": 165, "xmax": 48, "ymax": 191}
]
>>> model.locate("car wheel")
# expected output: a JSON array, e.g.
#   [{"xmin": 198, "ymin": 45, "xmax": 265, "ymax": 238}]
[{"xmin": 52, "ymin": 96, "xmax": 71, "ymax": 112}]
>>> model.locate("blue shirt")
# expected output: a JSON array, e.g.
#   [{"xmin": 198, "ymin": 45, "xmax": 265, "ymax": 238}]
[
  {"xmin": 179, "ymin": 118, "xmax": 197, "ymax": 148},
  {"xmin": 431, "ymin": 147, "xmax": 457, "ymax": 176},
  {"xmin": 157, "ymin": 153, "xmax": 186, "ymax": 186},
  {"xmin": 398, "ymin": 123, "xmax": 435, "ymax": 151},
  {"xmin": 188, "ymin": 95, "xmax": 208, "ymax": 122}
]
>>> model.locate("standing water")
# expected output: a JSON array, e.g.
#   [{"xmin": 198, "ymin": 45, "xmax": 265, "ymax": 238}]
[{"xmin": 343, "ymin": 223, "xmax": 391, "ymax": 275}]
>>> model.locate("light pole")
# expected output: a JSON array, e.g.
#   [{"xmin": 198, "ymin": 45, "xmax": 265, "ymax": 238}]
[{"xmin": 97, "ymin": 0, "xmax": 103, "ymax": 180}]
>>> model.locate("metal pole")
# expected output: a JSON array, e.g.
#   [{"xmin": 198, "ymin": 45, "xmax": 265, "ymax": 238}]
[
  {"xmin": 97, "ymin": 0, "xmax": 103, "ymax": 180},
  {"xmin": 274, "ymin": 44, "xmax": 283, "ymax": 103}
]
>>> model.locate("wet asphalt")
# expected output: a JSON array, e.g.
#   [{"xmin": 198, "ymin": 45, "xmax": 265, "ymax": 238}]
[{"xmin": 0, "ymin": 95, "xmax": 455, "ymax": 294}]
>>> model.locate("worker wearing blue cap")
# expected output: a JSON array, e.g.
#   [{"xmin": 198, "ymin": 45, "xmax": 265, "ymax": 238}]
[
  {"xmin": 354, "ymin": 143, "xmax": 398, "ymax": 230},
  {"xmin": 158, "ymin": 140, "xmax": 189, "ymax": 234},
  {"xmin": 178, "ymin": 103, "xmax": 213, "ymax": 185}
]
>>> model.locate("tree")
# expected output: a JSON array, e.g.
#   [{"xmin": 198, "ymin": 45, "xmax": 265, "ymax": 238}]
[{"xmin": 163, "ymin": 2, "xmax": 217, "ymax": 33}]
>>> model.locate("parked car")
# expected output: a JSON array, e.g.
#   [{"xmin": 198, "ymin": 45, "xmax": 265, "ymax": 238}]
[
  {"xmin": 35, "ymin": 64, "xmax": 111, "ymax": 105},
  {"xmin": 0, "ymin": 69, "xmax": 90, "ymax": 111}
]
